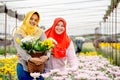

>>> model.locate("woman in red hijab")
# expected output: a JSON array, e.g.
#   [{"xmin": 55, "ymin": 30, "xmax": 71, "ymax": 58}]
[{"xmin": 45, "ymin": 17, "xmax": 78, "ymax": 72}]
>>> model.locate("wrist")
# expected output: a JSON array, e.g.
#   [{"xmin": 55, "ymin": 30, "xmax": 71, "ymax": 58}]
[
  {"xmin": 28, "ymin": 58, "xmax": 33, "ymax": 62},
  {"xmin": 46, "ymin": 56, "xmax": 49, "ymax": 60}
]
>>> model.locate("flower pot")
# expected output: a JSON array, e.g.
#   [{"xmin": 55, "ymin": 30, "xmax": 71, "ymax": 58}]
[{"xmin": 27, "ymin": 51, "xmax": 46, "ymax": 73}]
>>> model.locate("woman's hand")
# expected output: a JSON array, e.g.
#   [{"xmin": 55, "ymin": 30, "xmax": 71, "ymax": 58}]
[
  {"xmin": 29, "ymin": 56, "xmax": 48, "ymax": 65},
  {"xmin": 29, "ymin": 58, "xmax": 42, "ymax": 65},
  {"xmin": 39, "ymin": 55, "xmax": 49, "ymax": 63},
  {"xmin": 16, "ymin": 53, "xmax": 21, "ymax": 58}
]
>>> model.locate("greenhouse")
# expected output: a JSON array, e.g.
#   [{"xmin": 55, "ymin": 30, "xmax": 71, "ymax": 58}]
[{"xmin": 0, "ymin": 0, "xmax": 120, "ymax": 80}]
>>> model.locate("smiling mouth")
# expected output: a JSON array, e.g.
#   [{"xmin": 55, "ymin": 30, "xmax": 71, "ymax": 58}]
[{"xmin": 31, "ymin": 23, "xmax": 35, "ymax": 26}]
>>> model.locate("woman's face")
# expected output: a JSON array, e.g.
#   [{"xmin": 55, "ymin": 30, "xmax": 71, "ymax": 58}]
[
  {"xmin": 55, "ymin": 21, "xmax": 65, "ymax": 34},
  {"xmin": 29, "ymin": 13, "xmax": 39, "ymax": 26}
]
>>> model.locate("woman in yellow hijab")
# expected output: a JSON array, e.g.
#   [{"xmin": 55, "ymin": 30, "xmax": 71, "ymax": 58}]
[{"xmin": 13, "ymin": 11, "xmax": 48, "ymax": 80}]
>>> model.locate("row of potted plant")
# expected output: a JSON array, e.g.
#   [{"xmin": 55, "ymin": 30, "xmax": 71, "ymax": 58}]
[{"xmin": 42, "ymin": 55, "xmax": 120, "ymax": 80}]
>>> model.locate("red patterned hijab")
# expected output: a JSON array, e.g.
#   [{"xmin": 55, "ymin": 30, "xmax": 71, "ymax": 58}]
[{"xmin": 45, "ymin": 17, "xmax": 71, "ymax": 58}]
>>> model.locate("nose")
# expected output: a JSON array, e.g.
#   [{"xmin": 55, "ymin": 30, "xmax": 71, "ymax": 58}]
[{"xmin": 32, "ymin": 19, "xmax": 35, "ymax": 23}]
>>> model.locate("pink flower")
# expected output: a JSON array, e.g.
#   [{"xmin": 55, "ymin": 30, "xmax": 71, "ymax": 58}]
[
  {"xmin": 96, "ymin": 76, "xmax": 111, "ymax": 80},
  {"xmin": 50, "ymin": 69, "xmax": 60, "ymax": 74},
  {"xmin": 52, "ymin": 76, "xmax": 64, "ymax": 80},
  {"xmin": 114, "ymin": 77, "xmax": 120, "ymax": 80},
  {"xmin": 64, "ymin": 78, "xmax": 71, "ymax": 80},
  {"xmin": 57, "ymin": 71, "xmax": 68, "ymax": 76},
  {"xmin": 41, "ymin": 72, "xmax": 50, "ymax": 78},
  {"xmin": 67, "ymin": 67, "xmax": 78, "ymax": 72},
  {"xmin": 112, "ymin": 72, "xmax": 120, "ymax": 77}
]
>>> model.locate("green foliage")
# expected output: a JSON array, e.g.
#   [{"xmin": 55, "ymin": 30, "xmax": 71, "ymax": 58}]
[
  {"xmin": 33, "ymin": 39, "xmax": 45, "ymax": 51},
  {"xmin": 81, "ymin": 48, "xmax": 94, "ymax": 53},
  {"xmin": 0, "ymin": 74, "xmax": 10, "ymax": 80},
  {"xmin": 0, "ymin": 47, "xmax": 4, "ymax": 55},
  {"xmin": 21, "ymin": 41, "xmax": 34, "ymax": 53},
  {"xmin": 0, "ymin": 46, "xmax": 17, "ymax": 55},
  {"xmin": 6, "ymin": 46, "xmax": 17, "ymax": 54},
  {"xmin": 96, "ymin": 49, "xmax": 105, "ymax": 56},
  {"xmin": 44, "ymin": 77, "xmax": 53, "ymax": 80}
]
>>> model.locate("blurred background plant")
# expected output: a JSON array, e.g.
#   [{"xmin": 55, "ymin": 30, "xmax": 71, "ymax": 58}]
[{"xmin": 0, "ymin": 46, "xmax": 17, "ymax": 55}]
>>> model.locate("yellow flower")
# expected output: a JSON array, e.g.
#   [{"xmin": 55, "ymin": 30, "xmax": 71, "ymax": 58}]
[
  {"xmin": 16, "ymin": 37, "xmax": 21, "ymax": 44},
  {"xmin": 112, "ymin": 43, "xmax": 120, "ymax": 49},
  {"xmin": 99, "ymin": 42, "xmax": 110, "ymax": 46},
  {"xmin": 41, "ymin": 38, "xmax": 54, "ymax": 50}
]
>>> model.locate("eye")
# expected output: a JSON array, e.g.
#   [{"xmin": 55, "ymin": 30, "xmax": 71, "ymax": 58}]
[
  {"xmin": 56, "ymin": 24, "xmax": 60, "ymax": 26},
  {"xmin": 34, "ymin": 19, "xmax": 38, "ymax": 22},
  {"xmin": 30, "ymin": 18, "xmax": 33, "ymax": 21}
]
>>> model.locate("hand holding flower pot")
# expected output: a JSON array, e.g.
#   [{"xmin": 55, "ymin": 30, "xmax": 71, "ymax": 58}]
[{"xmin": 20, "ymin": 36, "xmax": 55, "ymax": 73}]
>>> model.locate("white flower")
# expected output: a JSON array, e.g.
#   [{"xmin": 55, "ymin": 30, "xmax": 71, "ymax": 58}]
[
  {"xmin": 30, "ymin": 72, "xmax": 40, "ymax": 78},
  {"xmin": 21, "ymin": 36, "xmax": 34, "ymax": 43}
]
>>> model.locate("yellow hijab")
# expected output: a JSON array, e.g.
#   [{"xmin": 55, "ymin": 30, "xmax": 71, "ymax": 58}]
[{"xmin": 15, "ymin": 10, "xmax": 42, "ymax": 39}]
